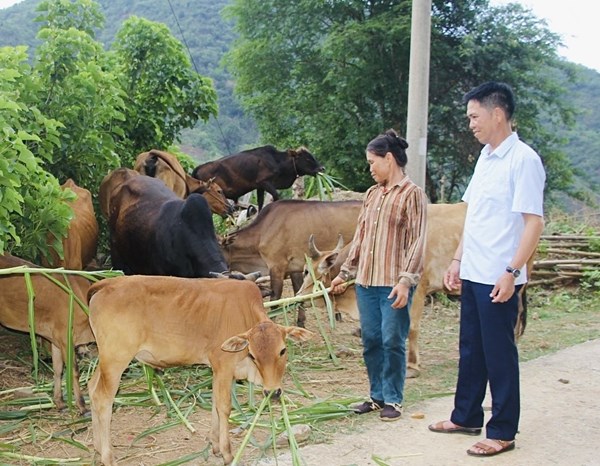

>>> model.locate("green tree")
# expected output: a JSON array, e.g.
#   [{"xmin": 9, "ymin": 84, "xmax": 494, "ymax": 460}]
[
  {"xmin": 33, "ymin": 0, "xmax": 125, "ymax": 189},
  {"xmin": 225, "ymin": 0, "xmax": 577, "ymax": 200},
  {"xmin": 111, "ymin": 15, "xmax": 218, "ymax": 166},
  {"xmin": 0, "ymin": 45, "xmax": 72, "ymax": 261}
]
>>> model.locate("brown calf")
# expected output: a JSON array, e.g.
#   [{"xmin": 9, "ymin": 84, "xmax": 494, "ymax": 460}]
[
  {"xmin": 87, "ymin": 275, "xmax": 312, "ymax": 465},
  {"xmin": 0, "ymin": 254, "xmax": 93, "ymax": 413}
]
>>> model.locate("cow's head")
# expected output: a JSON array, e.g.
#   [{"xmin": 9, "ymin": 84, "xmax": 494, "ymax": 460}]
[
  {"xmin": 189, "ymin": 177, "xmax": 233, "ymax": 217},
  {"xmin": 298, "ymin": 234, "xmax": 345, "ymax": 294},
  {"xmin": 221, "ymin": 321, "xmax": 313, "ymax": 398},
  {"xmin": 289, "ymin": 147, "xmax": 324, "ymax": 176}
]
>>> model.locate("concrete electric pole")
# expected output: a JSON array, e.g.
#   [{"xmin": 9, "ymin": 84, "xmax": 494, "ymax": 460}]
[{"xmin": 405, "ymin": 0, "xmax": 432, "ymax": 190}]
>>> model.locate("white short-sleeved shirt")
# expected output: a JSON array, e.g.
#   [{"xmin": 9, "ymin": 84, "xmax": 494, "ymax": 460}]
[{"xmin": 460, "ymin": 132, "xmax": 546, "ymax": 285}]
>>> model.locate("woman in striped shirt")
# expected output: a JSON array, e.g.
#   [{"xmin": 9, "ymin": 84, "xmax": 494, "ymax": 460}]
[{"xmin": 331, "ymin": 129, "xmax": 428, "ymax": 421}]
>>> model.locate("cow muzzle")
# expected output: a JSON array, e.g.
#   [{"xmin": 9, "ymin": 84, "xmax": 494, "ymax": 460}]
[{"xmin": 264, "ymin": 388, "xmax": 282, "ymax": 400}]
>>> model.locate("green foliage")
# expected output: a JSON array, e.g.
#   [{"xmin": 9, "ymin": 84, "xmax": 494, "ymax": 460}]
[
  {"xmin": 0, "ymin": 45, "xmax": 71, "ymax": 261},
  {"xmin": 111, "ymin": 16, "xmax": 218, "ymax": 165},
  {"xmin": 0, "ymin": 0, "xmax": 222, "ymax": 260},
  {"xmin": 225, "ymin": 0, "xmax": 579, "ymax": 200}
]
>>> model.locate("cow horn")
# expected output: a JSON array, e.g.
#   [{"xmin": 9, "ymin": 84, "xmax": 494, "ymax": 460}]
[
  {"xmin": 307, "ymin": 234, "xmax": 320, "ymax": 259},
  {"xmin": 334, "ymin": 233, "xmax": 344, "ymax": 253}
]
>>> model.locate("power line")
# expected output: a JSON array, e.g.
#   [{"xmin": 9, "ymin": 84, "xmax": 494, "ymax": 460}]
[{"xmin": 166, "ymin": 0, "xmax": 232, "ymax": 155}]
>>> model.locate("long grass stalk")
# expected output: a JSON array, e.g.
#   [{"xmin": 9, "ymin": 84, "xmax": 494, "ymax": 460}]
[
  {"xmin": 23, "ymin": 272, "xmax": 39, "ymax": 382},
  {"xmin": 154, "ymin": 373, "xmax": 196, "ymax": 433},
  {"xmin": 0, "ymin": 451, "xmax": 81, "ymax": 463},
  {"xmin": 231, "ymin": 391, "xmax": 273, "ymax": 465},
  {"xmin": 280, "ymin": 395, "xmax": 304, "ymax": 466},
  {"xmin": 65, "ymin": 274, "xmax": 75, "ymax": 410},
  {"xmin": 264, "ymin": 280, "xmax": 355, "ymax": 309}
]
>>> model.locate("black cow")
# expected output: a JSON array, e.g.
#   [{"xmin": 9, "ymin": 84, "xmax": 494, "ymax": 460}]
[
  {"xmin": 102, "ymin": 168, "xmax": 229, "ymax": 277},
  {"xmin": 191, "ymin": 145, "xmax": 324, "ymax": 210}
]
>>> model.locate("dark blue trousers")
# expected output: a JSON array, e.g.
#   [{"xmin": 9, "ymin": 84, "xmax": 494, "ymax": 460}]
[{"xmin": 450, "ymin": 280, "xmax": 521, "ymax": 440}]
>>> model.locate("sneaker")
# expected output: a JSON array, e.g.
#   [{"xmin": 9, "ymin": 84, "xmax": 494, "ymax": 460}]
[
  {"xmin": 353, "ymin": 398, "xmax": 383, "ymax": 414},
  {"xmin": 380, "ymin": 403, "xmax": 402, "ymax": 421}
]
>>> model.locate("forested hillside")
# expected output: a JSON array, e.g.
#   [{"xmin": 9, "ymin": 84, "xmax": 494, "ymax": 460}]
[
  {"xmin": 0, "ymin": 0, "xmax": 598, "ymax": 204},
  {"xmin": 0, "ymin": 0, "xmax": 257, "ymax": 161}
]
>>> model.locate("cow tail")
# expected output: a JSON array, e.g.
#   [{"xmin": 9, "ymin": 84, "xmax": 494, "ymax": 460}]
[{"xmin": 515, "ymin": 284, "xmax": 528, "ymax": 340}]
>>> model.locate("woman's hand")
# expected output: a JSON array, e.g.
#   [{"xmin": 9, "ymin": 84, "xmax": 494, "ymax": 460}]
[
  {"xmin": 330, "ymin": 275, "xmax": 348, "ymax": 295},
  {"xmin": 388, "ymin": 283, "xmax": 409, "ymax": 309}
]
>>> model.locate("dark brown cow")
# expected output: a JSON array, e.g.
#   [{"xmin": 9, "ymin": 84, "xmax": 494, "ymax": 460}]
[
  {"xmin": 134, "ymin": 149, "xmax": 232, "ymax": 217},
  {"xmin": 100, "ymin": 168, "xmax": 230, "ymax": 277},
  {"xmin": 299, "ymin": 202, "xmax": 534, "ymax": 378},
  {"xmin": 43, "ymin": 179, "xmax": 99, "ymax": 270},
  {"xmin": 87, "ymin": 275, "xmax": 312, "ymax": 465},
  {"xmin": 222, "ymin": 200, "xmax": 362, "ymax": 304},
  {"xmin": 0, "ymin": 254, "xmax": 94, "ymax": 413},
  {"xmin": 192, "ymin": 145, "xmax": 324, "ymax": 210}
]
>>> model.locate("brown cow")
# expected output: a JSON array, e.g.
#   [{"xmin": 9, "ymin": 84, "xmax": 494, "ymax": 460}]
[
  {"xmin": 192, "ymin": 145, "xmax": 324, "ymax": 210},
  {"xmin": 101, "ymin": 168, "xmax": 231, "ymax": 277},
  {"xmin": 0, "ymin": 254, "xmax": 94, "ymax": 414},
  {"xmin": 43, "ymin": 179, "xmax": 99, "ymax": 270},
  {"xmin": 222, "ymin": 200, "xmax": 362, "ymax": 304},
  {"xmin": 298, "ymin": 203, "xmax": 468, "ymax": 378},
  {"xmin": 133, "ymin": 149, "xmax": 232, "ymax": 217},
  {"xmin": 87, "ymin": 275, "xmax": 313, "ymax": 465}
]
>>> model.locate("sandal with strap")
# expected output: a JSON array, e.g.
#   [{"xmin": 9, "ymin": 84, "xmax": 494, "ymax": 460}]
[
  {"xmin": 467, "ymin": 439, "xmax": 515, "ymax": 457},
  {"xmin": 428, "ymin": 420, "xmax": 482, "ymax": 436}
]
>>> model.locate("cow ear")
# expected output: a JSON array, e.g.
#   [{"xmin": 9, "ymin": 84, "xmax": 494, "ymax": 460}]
[
  {"xmin": 321, "ymin": 251, "xmax": 339, "ymax": 271},
  {"xmin": 282, "ymin": 326, "xmax": 314, "ymax": 343},
  {"xmin": 221, "ymin": 335, "xmax": 250, "ymax": 352}
]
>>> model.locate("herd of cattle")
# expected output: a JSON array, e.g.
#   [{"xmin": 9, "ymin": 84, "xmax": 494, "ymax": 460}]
[{"xmin": 0, "ymin": 145, "xmax": 483, "ymax": 464}]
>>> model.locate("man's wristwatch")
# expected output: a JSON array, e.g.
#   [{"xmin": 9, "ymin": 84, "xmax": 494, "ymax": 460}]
[{"xmin": 506, "ymin": 266, "xmax": 521, "ymax": 278}]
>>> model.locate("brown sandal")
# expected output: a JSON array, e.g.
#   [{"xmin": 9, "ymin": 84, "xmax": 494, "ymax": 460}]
[
  {"xmin": 428, "ymin": 420, "xmax": 482, "ymax": 436},
  {"xmin": 467, "ymin": 439, "xmax": 515, "ymax": 457}
]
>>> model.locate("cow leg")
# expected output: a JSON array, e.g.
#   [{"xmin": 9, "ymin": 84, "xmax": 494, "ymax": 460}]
[
  {"xmin": 53, "ymin": 343, "xmax": 87, "ymax": 414},
  {"xmin": 407, "ymin": 283, "xmax": 426, "ymax": 378},
  {"xmin": 88, "ymin": 359, "xmax": 130, "ymax": 466},
  {"xmin": 257, "ymin": 189, "xmax": 265, "ymax": 211},
  {"xmin": 289, "ymin": 272, "xmax": 307, "ymax": 327},
  {"xmin": 50, "ymin": 343, "xmax": 66, "ymax": 412},
  {"xmin": 210, "ymin": 373, "xmax": 235, "ymax": 464}
]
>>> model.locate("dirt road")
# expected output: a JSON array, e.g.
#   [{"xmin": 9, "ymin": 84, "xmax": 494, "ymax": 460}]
[{"xmin": 258, "ymin": 338, "xmax": 600, "ymax": 466}]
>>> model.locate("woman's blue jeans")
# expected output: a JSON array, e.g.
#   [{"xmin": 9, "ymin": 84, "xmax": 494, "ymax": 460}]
[{"xmin": 355, "ymin": 284, "xmax": 413, "ymax": 405}]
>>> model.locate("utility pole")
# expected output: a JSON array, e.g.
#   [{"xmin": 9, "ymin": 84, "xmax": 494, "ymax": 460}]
[{"xmin": 405, "ymin": 0, "xmax": 432, "ymax": 190}]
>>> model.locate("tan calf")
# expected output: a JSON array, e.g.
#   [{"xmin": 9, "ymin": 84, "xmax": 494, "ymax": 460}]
[
  {"xmin": 87, "ymin": 275, "xmax": 312, "ymax": 465},
  {"xmin": 0, "ymin": 254, "xmax": 94, "ymax": 413}
]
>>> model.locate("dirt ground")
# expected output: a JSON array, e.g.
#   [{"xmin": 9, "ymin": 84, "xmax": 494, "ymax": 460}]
[
  {"xmin": 2, "ymin": 318, "xmax": 600, "ymax": 465},
  {"xmin": 259, "ymin": 337, "xmax": 600, "ymax": 466}
]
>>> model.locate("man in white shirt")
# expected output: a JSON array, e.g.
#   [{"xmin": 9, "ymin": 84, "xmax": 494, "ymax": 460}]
[{"xmin": 428, "ymin": 82, "xmax": 545, "ymax": 457}]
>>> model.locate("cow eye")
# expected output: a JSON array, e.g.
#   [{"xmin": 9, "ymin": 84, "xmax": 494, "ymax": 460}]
[
  {"xmin": 279, "ymin": 348, "xmax": 287, "ymax": 357},
  {"xmin": 248, "ymin": 352, "xmax": 255, "ymax": 361}
]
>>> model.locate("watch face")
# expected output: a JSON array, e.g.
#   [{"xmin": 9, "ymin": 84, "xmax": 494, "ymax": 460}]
[{"xmin": 513, "ymin": 269, "xmax": 520, "ymax": 278}]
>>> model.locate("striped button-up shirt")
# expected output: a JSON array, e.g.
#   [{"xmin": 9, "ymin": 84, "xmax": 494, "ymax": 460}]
[{"xmin": 340, "ymin": 176, "xmax": 428, "ymax": 287}]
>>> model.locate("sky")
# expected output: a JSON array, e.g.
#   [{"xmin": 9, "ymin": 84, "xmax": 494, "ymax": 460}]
[{"xmin": 0, "ymin": 0, "xmax": 598, "ymax": 72}]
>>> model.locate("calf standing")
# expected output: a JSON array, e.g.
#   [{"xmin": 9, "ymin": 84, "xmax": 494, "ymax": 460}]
[
  {"xmin": 0, "ymin": 254, "xmax": 93, "ymax": 413},
  {"xmin": 87, "ymin": 275, "xmax": 312, "ymax": 465}
]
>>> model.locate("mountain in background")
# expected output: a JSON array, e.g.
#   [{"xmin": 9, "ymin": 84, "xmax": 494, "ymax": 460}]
[
  {"xmin": 1, "ymin": 0, "xmax": 598, "ymax": 207},
  {"xmin": 0, "ymin": 0, "xmax": 258, "ymax": 162}
]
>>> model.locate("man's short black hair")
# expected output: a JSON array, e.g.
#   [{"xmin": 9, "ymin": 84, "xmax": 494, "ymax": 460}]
[{"xmin": 463, "ymin": 81, "xmax": 515, "ymax": 120}]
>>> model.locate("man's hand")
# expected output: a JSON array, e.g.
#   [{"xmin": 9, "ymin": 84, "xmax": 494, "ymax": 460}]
[
  {"xmin": 490, "ymin": 272, "xmax": 515, "ymax": 303},
  {"xmin": 444, "ymin": 260, "xmax": 462, "ymax": 291}
]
